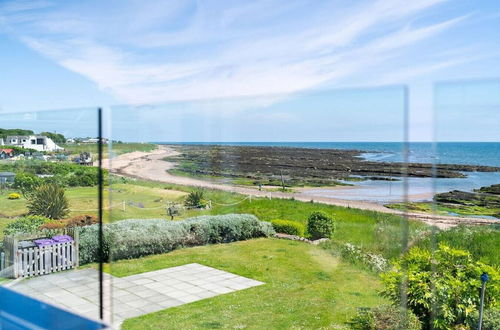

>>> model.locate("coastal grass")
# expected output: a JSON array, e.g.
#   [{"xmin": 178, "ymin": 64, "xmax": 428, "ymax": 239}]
[
  {"xmin": 416, "ymin": 224, "xmax": 500, "ymax": 266},
  {"xmin": 386, "ymin": 201, "xmax": 500, "ymax": 218},
  {"xmin": 60, "ymin": 142, "xmax": 156, "ymax": 158},
  {"xmin": 205, "ymin": 193, "xmax": 427, "ymax": 260},
  {"xmin": 105, "ymin": 238, "xmax": 387, "ymax": 329}
]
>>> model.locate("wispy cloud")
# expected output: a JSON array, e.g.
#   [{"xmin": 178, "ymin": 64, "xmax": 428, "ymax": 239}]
[{"xmin": 0, "ymin": 0, "xmax": 480, "ymax": 105}]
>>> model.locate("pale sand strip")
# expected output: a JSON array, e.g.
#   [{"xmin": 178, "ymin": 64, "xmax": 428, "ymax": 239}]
[{"xmin": 109, "ymin": 145, "xmax": 498, "ymax": 229}]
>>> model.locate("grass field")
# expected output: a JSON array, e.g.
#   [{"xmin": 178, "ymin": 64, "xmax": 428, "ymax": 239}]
[
  {"xmin": 0, "ymin": 179, "xmax": 426, "ymax": 259},
  {"xmin": 60, "ymin": 142, "xmax": 156, "ymax": 158},
  {"xmin": 106, "ymin": 238, "xmax": 386, "ymax": 329}
]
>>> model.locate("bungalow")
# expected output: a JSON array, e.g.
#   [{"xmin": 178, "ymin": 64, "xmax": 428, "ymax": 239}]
[
  {"xmin": 6, "ymin": 135, "xmax": 63, "ymax": 152},
  {"xmin": 0, "ymin": 148, "xmax": 14, "ymax": 159}
]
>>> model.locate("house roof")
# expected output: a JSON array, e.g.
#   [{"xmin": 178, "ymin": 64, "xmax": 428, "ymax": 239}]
[{"xmin": 0, "ymin": 149, "xmax": 14, "ymax": 153}]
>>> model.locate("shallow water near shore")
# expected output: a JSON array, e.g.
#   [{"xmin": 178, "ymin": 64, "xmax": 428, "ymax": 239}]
[{"xmin": 302, "ymin": 172, "xmax": 500, "ymax": 203}]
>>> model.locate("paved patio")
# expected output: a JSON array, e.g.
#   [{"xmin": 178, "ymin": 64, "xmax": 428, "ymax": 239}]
[{"xmin": 9, "ymin": 263, "xmax": 263, "ymax": 327}]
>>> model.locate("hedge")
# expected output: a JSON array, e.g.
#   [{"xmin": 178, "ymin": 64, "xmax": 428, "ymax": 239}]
[
  {"xmin": 78, "ymin": 214, "xmax": 274, "ymax": 264},
  {"xmin": 271, "ymin": 219, "xmax": 305, "ymax": 236}
]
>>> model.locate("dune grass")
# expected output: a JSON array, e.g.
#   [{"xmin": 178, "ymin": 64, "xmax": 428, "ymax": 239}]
[{"xmin": 111, "ymin": 238, "xmax": 386, "ymax": 329}]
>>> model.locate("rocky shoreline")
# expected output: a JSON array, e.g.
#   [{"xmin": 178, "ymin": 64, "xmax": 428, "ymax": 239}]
[{"xmin": 167, "ymin": 144, "xmax": 500, "ymax": 186}]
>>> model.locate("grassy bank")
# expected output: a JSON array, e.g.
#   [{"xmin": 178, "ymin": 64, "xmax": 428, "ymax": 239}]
[
  {"xmin": 110, "ymin": 238, "xmax": 386, "ymax": 329},
  {"xmin": 386, "ymin": 201, "xmax": 500, "ymax": 218},
  {"xmin": 1, "ymin": 178, "xmax": 426, "ymax": 259},
  {"xmin": 60, "ymin": 142, "xmax": 156, "ymax": 158}
]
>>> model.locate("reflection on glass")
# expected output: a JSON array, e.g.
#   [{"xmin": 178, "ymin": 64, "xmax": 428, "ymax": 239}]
[
  {"xmin": 0, "ymin": 108, "xmax": 107, "ymax": 323},
  {"xmin": 105, "ymin": 87, "xmax": 423, "ymax": 328}
]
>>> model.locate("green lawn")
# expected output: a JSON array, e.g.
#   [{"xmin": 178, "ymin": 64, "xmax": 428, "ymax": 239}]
[
  {"xmin": 107, "ymin": 238, "xmax": 386, "ymax": 329},
  {"xmin": 1, "ymin": 177, "xmax": 428, "ymax": 262}
]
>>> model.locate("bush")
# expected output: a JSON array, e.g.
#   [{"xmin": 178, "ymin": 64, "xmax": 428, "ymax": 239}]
[
  {"xmin": 271, "ymin": 219, "xmax": 305, "ymax": 236},
  {"xmin": 381, "ymin": 244, "xmax": 500, "ymax": 329},
  {"xmin": 65, "ymin": 215, "xmax": 98, "ymax": 227},
  {"xmin": 78, "ymin": 214, "xmax": 274, "ymax": 264},
  {"xmin": 39, "ymin": 215, "xmax": 97, "ymax": 230},
  {"xmin": 339, "ymin": 242, "xmax": 389, "ymax": 272},
  {"xmin": 3, "ymin": 215, "xmax": 51, "ymax": 236},
  {"xmin": 14, "ymin": 172, "xmax": 42, "ymax": 194},
  {"xmin": 307, "ymin": 211, "xmax": 335, "ymax": 239},
  {"xmin": 8, "ymin": 193, "xmax": 21, "ymax": 200},
  {"xmin": 350, "ymin": 305, "xmax": 421, "ymax": 330},
  {"xmin": 26, "ymin": 183, "xmax": 69, "ymax": 219},
  {"xmin": 39, "ymin": 221, "xmax": 67, "ymax": 230},
  {"xmin": 467, "ymin": 308, "xmax": 500, "ymax": 330},
  {"xmin": 184, "ymin": 189, "xmax": 206, "ymax": 208}
]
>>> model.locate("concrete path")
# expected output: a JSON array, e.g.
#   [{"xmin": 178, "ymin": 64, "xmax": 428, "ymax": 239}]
[{"xmin": 9, "ymin": 263, "xmax": 263, "ymax": 327}]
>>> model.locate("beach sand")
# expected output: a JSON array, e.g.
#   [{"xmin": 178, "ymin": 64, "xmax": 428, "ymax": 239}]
[{"xmin": 109, "ymin": 145, "xmax": 498, "ymax": 229}]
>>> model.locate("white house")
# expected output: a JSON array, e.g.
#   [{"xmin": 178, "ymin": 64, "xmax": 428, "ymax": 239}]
[
  {"xmin": 0, "ymin": 138, "xmax": 4, "ymax": 146},
  {"xmin": 6, "ymin": 135, "xmax": 63, "ymax": 152}
]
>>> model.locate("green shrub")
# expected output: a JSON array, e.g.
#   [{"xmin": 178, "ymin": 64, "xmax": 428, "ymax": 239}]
[
  {"xmin": 78, "ymin": 214, "xmax": 274, "ymax": 264},
  {"xmin": 350, "ymin": 305, "xmax": 421, "ymax": 330},
  {"xmin": 14, "ymin": 172, "xmax": 42, "ymax": 195},
  {"xmin": 27, "ymin": 183, "xmax": 69, "ymax": 219},
  {"xmin": 307, "ymin": 211, "xmax": 335, "ymax": 239},
  {"xmin": 184, "ymin": 189, "xmax": 206, "ymax": 208},
  {"xmin": 381, "ymin": 244, "xmax": 500, "ymax": 329},
  {"xmin": 3, "ymin": 215, "xmax": 51, "ymax": 236},
  {"xmin": 271, "ymin": 219, "xmax": 305, "ymax": 236},
  {"xmin": 467, "ymin": 308, "xmax": 500, "ymax": 330}
]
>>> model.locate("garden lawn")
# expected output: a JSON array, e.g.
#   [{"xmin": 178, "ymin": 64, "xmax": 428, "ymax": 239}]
[{"xmin": 106, "ymin": 238, "xmax": 386, "ymax": 329}]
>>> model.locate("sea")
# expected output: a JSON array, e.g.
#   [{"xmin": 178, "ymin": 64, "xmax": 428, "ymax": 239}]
[{"xmin": 160, "ymin": 142, "xmax": 500, "ymax": 205}]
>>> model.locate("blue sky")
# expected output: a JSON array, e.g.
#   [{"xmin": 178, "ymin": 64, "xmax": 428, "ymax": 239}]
[{"xmin": 0, "ymin": 0, "xmax": 499, "ymax": 141}]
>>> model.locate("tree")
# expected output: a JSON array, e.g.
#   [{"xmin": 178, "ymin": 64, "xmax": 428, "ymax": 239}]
[
  {"xmin": 40, "ymin": 131, "xmax": 66, "ymax": 143},
  {"xmin": 27, "ymin": 183, "xmax": 69, "ymax": 219},
  {"xmin": 381, "ymin": 244, "xmax": 500, "ymax": 329}
]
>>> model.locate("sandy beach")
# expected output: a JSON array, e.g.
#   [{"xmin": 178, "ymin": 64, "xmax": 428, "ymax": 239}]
[{"xmin": 110, "ymin": 145, "xmax": 498, "ymax": 228}]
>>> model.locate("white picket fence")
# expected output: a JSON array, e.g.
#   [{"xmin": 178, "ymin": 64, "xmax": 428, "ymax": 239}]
[
  {"xmin": 3, "ymin": 230, "xmax": 79, "ymax": 279},
  {"xmin": 15, "ymin": 241, "xmax": 78, "ymax": 278}
]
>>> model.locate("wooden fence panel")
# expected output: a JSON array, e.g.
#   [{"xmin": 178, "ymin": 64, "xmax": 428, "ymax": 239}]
[{"xmin": 13, "ymin": 241, "xmax": 79, "ymax": 278}]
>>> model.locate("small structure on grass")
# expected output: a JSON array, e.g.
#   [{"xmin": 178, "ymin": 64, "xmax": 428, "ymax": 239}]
[
  {"xmin": 0, "ymin": 171, "xmax": 15, "ymax": 188},
  {"xmin": 1, "ymin": 229, "xmax": 79, "ymax": 279}
]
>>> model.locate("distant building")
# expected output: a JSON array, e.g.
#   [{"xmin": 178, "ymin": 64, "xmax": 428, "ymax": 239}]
[
  {"xmin": 0, "ymin": 149, "xmax": 14, "ymax": 159},
  {"xmin": 0, "ymin": 138, "xmax": 4, "ymax": 146},
  {"xmin": 66, "ymin": 138, "xmax": 76, "ymax": 144},
  {"xmin": 82, "ymin": 138, "xmax": 108, "ymax": 144},
  {"xmin": 6, "ymin": 135, "xmax": 63, "ymax": 152}
]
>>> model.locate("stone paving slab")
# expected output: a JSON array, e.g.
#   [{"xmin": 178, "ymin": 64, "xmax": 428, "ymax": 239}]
[{"xmin": 8, "ymin": 263, "xmax": 264, "ymax": 328}]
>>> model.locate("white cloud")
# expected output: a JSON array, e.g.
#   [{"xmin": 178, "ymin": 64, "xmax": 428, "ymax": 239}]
[{"xmin": 0, "ymin": 0, "xmax": 478, "ymax": 106}]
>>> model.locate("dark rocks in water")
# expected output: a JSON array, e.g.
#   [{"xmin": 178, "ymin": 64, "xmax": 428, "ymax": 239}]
[
  {"xmin": 168, "ymin": 144, "xmax": 500, "ymax": 186},
  {"xmin": 476, "ymin": 184, "xmax": 500, "ymax": 195},
  {"xmin": 434, "ymin": 188, "xmax": 500, "ymax": 209}
]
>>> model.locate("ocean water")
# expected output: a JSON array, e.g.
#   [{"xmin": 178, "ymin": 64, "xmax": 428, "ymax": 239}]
[{"xmin": 160, "ymin": 142, "xmax": 500, "ymax": 204}]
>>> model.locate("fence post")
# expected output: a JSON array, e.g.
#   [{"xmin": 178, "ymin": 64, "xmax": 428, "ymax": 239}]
[
  {"xmin": 12, "ymin": 238, "xmax": 19, "ymax": 278},
  {"xmin": 74, "ymin": 229, "xmax": 80, "ymax": 268}
]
